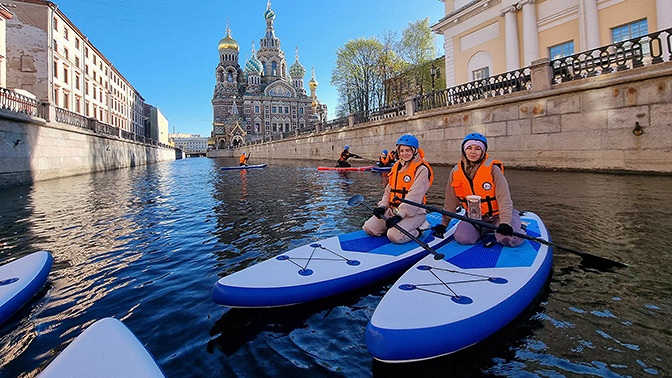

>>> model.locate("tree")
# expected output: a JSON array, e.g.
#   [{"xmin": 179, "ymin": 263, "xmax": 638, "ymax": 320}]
[
  {"xmin": 331, "ymin": 38, "xmax": 385, "ymax": 117},
  {"xmin": 396, "ymin": 18, "xmax": 437, "ymax": 94}
]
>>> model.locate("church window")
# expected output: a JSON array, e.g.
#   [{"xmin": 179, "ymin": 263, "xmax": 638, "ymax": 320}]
[
  {"xmin": 284, "ymin": 107, "xmax": 289, "ymax": 113},
  {"xmin": 227, "ymin": 71, "xmax": 233, "ymax": 82},
  {"xmin": 272, "ymin": 62, "xmax": 277, "ymax": 75},
  {"xmin": 255, "ymin": 106, "xmax": 259, "ymax": 113},
  {"xmin": 299, "ymin": 108, "xmax": 304, "ymax": 115}
]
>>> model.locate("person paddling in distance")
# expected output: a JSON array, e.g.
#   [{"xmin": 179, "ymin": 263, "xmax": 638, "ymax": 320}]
[
  {"xmin": 378, "ymin": 149, "xmax": 393, "ymax": 167},
  {"xmin": 432, "ymin": 133, "xmax": 524, "ymax": 247},
  {"xmin": 239, "ymin": 152, "xmax": 250, "ymax": 166},
  {"xmin": 363, "ymin": 134, "xmax": 434, "ymax": 243},
  {"xmin": 336, "ymin": 145, "xmax": 362, "ymax": 167}
]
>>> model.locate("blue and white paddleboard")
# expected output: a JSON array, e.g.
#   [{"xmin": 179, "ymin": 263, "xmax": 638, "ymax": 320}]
[
  {"xmin": 38, "ymin": 317, "xmax": 165, "ymax": 378},
  {"xmin": 212, "ymin": 212, "xmax": 459, "ymax": 308},
  {"xmin": 366, "ymin": 211, "xmax": 553, "ymax": 362},
  {"xmin": 220, "ymin": 163, "xmax": 268, "ymax": 170},
  {"xmin": 371, "ymin": 166, "xmax": 392, "ymax": 172},
  {"xmin": 0, "ymin": 250, "xmax": 53, "ymax": 325}
]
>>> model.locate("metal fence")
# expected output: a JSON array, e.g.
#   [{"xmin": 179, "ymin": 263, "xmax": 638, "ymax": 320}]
[
  {"xmin": 551, "ymin": 27, "xmax": 672, "ymax": 83},
  {"xmin": 0, "ymin": 88, "xmax": 42, "ymax": 117}
]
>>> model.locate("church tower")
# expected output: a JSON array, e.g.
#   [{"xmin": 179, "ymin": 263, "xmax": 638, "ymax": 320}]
[{"xmin": 210, "ymin": 1, "xmax": 328, "ymax": 149}]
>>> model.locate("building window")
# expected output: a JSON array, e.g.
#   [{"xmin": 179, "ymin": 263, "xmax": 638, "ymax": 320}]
[
  {"xmin": 75, "ymin": 74, "xmax": 80, "ymax": 89},
  {"xmin": 299, "ymin": 108, "xmax": 304, "ymax": 115},
  {"xmin": 63, "ymin": 67, "xmax": 69, "ymax": 83},
  {"xmin": 549, "ymin": 41, "xmax": 574, "ymax": 60},
  {"xmin": 75, "ymin": 38, "xmax": 80, "ymax": 49},
  {"xmin": 255, "ymin": 106, "xmax": 259, "ymax": 113},
  {"xmin": 472, "ymin": 66, "xmax": 489, "ymax": 81},
  {"xmin": 284, "ymin": 106, "xmax": 289, "ymax": 113},
  {"xmin": 63, "ymin": 28, "xmax": 69, "ymax": 40},
  {"xmin": 53, "ymin": 61, "xmax": 58, "ymax": 78},
  {"xmin": 53, "ymin": 17, "xmax": 58, "ymax": 30},
  {"xmin": 272, "ymin": 106, "xmax": 276, "ymax": 113},
  {"xmin": 612, "ymin": 19, "xmax": 648, "ymax": 42}
]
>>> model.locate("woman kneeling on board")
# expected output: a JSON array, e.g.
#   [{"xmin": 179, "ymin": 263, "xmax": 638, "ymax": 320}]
[
  {"xmin": 363, "ymin": 134, "xmax": 433, "ymax": 243},
  {"xmin": 432, "ymin": 133, "xmax": 524, "ymax": 247}
]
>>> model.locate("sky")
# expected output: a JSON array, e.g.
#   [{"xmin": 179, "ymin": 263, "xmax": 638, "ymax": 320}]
[{"xmin": 53, "ymin": 0, "xmax": 446, "ymax": 137}]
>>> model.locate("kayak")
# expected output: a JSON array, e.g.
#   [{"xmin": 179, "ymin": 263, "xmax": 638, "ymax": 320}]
[
  {"xmin": 317, "ymin": 165, "xmax": 373, "ymax": 171},
  {"xmin": 220, "ymin": 164, "xmax": 268, "ymax": 170},
  {"xmin": 0, "ymin": 251, "xmax": 53, "ymax": 325},
  {"xmin": 212, "ymin": 212, "xmax": 459, "ymax": 308},
  {"xmin": 371, "ymin": 166, "xmax": 392, "ymax": 172},
  {"xmin": 366, "ymin": 211, "xmax": 552, "ymax": 362},
  {"xmin": 38, "ymin": 317, "xmax": 166, "ymax": 377}
]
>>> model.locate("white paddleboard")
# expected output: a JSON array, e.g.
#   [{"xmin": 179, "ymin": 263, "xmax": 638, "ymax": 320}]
[
  {"xmin": 213, "ymin": 212, "xmax": 459, "ymax": 308},
  {"xmin": 0, "ymin": 250, "xmax": 53, "ymax": 325},
  {"xmin": 38, "ymin": 317, "xmax": 165, "ymax": 378},
  {"xmin": 366, "ymin": 211, "xmax": 553, "ymax": 362}
]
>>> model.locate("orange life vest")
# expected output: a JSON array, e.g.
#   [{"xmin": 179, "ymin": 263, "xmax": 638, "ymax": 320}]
[
  {"xmin": 388, "ymin": 158, "xmax": 434, "ymax": 207},
  {"xmin": 379, "ymin": 153, "xmax": 391, "ymax": 166},
  {"xmin": 451, "ymin": 157, "xmax": 504, "ymax": 217},
  {"xmin": 239, "ymin": 154, "xmax": 247, "ymax": 164}
]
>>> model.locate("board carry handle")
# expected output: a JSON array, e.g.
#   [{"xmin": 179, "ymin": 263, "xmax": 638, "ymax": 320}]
[
  {"xmin": 348, "ymin": 195, "xmax": 445, "ymax": 260},
  {"xmin": 395, "ymin": 197, "xmax": 628, "ymax": 270}
]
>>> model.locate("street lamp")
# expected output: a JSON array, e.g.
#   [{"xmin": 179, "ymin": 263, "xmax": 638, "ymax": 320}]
[{"xmin": 430, "ymin": 63, "xmax": 440, "ymax": 91}]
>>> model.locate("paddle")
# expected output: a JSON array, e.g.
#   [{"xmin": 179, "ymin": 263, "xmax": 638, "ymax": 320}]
[
  {"xmin": 348, "ymin": 195, "xmax": 445, "ymax": 260},
  {"xmin": 395, "ymin": 197, "xmax": 628, "ymax": 270}
]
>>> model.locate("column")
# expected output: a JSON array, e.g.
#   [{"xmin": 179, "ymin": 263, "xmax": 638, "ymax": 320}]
[
  {"xmin": 657, "ymin": 0, "xmax": 672, "ymax": 30},
  {"xmin": 581, "ymin": 0, "xmax": 600, "ymax": 50},
  {"xmin": 502, "ymin": 6, "xmax": 520, "ymax": 71},
  {"xmin": 519, "ymin": 0, "xmax": 539, "ymax": 66}
]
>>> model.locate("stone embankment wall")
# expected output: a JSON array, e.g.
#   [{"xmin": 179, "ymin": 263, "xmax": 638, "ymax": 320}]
[
  {"xmin": 1, "ymin": 111, "xmax": 177, "ymax": 188},
  {"xmin": 229, "ymin": 61, "xmax": 672, "ymax": 174}
]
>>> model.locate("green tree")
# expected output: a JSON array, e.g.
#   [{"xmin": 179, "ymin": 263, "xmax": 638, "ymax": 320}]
[
  {"xmin": 396, "ymin": 18, "xmax": 437, "ymax": 94},
  {"xmin": 331, "ymin": 38, "xmax": 385, "ymax": 117}
]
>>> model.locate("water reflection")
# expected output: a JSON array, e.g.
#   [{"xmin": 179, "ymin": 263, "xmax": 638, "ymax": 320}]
[{"xmin": 0, "ymin": 159, "xmax": 670, "ymax": 377}]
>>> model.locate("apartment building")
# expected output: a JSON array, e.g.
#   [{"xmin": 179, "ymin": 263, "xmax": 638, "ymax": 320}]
[{"xmin": 4, "ymin": 0, "xmax": 147, "ymax": 136}]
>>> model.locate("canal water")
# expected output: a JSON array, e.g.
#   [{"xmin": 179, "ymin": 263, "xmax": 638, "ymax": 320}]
[{"xmin": 0, "ymin": 158, "xmax": 670, "ymax": 377}]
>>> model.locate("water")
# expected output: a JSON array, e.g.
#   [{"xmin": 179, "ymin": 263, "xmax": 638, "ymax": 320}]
[{"xmin": 1, "ymin": 158, "xmax": 670, "ymax": 377}]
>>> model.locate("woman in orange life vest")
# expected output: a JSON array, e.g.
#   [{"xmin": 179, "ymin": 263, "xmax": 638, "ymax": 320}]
[
  {"xmin": 239, "ymin": 152, "xmax": 249, "ymax": 166},
  {"xmin": 377, "ymin": 149, "xmax": 391, "ymax": 167},
  {"xmin": 432, "ymin": 133, "xmax": 524, "ymax": 247},
  {"xmin": 363, "ymin": 134, "xmax": 434, "ymax": 244}
]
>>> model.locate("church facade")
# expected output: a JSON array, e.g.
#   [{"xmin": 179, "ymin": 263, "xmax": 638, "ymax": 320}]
[{"xmin": 211, "ymin": 1, "xmax": 327, "ymax": 149}]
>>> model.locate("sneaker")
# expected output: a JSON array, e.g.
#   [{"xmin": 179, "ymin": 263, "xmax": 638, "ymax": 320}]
[{"xmin": 417, "ymin": 220, "xmax": 431, "ymax": 234}]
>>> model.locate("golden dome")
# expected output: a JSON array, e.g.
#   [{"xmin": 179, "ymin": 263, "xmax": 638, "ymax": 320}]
[{"xmin": 218, "ymin": 27, "xmax": 239, "ymax": 51}]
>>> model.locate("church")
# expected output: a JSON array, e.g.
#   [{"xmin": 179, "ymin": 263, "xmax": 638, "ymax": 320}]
[{"xmin": 211, "ymin": 1, "xmax": 327, "ymax": 149}]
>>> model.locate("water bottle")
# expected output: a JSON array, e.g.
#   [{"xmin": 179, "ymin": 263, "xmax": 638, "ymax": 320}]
[{"xmin": 466, "ymin": 195, "xmax": 482, "ymax": 220}]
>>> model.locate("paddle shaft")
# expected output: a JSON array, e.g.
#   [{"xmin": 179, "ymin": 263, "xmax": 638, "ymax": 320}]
[
  {"xmin": 397, "ymin": 197, "xmax": 627, "ymax": 268},
  {"xmin": 358, "ymin": 201, "xmax": 444, "ymax": 260}
]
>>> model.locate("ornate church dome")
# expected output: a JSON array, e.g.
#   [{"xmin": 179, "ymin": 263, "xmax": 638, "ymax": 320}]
[
  {"xmin": 245, "ymin": 45, "xmax": 263, "ymax": 75},
  {"xmin": 309, "ymin": 75, "xmax": 318, "ymax": 89},
  {"xmin": 289, "ymin": 49, "xmax": 306, "ymax": 78},
  {"xmin": 264, "ymin": 2, "xmax": 276, "ymax": 21},
  {"xmin": 218, "ymin": 27, "xmax": 239, "ymax": 51}
]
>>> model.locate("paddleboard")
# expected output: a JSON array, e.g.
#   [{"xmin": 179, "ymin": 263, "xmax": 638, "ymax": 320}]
[
  {"xmin": 317, "ymin": 165, "xmax": 374, "ymax": 171},
  {"xmin": 38, "ymin": 317, "xmax": 166, "ymax": 378},
  {"xmin": 212, "ymin": 212, "xmax": 459, "ymax": 308},
  {"xmin": 0, "ymin": 250, "xmax": 53, "ymax": 325},
  {"xmin": 371, "ymin": 166, "xmax": 392, "ymax": 172},
  {"xmin": 220, "ymin": 163, "xmax": 268, "ymax": 170},
  {"xmin": 366, "ymin": 211, "xmax": 553, "ymax": 362}
]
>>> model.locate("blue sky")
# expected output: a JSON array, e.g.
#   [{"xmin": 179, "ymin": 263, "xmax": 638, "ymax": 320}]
[{"xmin": 54, "ymin": 0, "xmax": 445, "ymax": 137}]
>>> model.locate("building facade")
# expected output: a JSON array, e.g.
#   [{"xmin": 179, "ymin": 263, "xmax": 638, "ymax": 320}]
[
  {"xmin": 3, "ymin": 0, "xmax": 156, "ymax": 139},
  {"xmin": 211, "ymin": 1, "xmax": 327, "ymax": 149},
  {"xmin": 170, "ymin": 133, "xmax": 209, "ymax": 156},
  {"xmin": 433, "ymin": 0, "xmax": 672, "ymax": 87}
]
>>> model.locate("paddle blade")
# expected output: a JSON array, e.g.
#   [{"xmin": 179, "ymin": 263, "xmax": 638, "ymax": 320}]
[{"xmin": 348, "ymin": 195, "xmax": 365, "ymax": 207}]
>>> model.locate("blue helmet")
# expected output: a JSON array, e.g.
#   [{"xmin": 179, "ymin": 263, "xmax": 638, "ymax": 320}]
[
  {"xmin": 462, "ymin": 133, "xmax": 488, "ymax": 152},
  {"xmin": 382, "ymin": 149, "xmax": 388, "ymax": 154},
  {"xmin": 344, "ymin": 145, "xmax": 350, "ymax": 150},
  {"xmin": 396, "ymin": 134, "xmax": 419, "ymax": 149}
]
